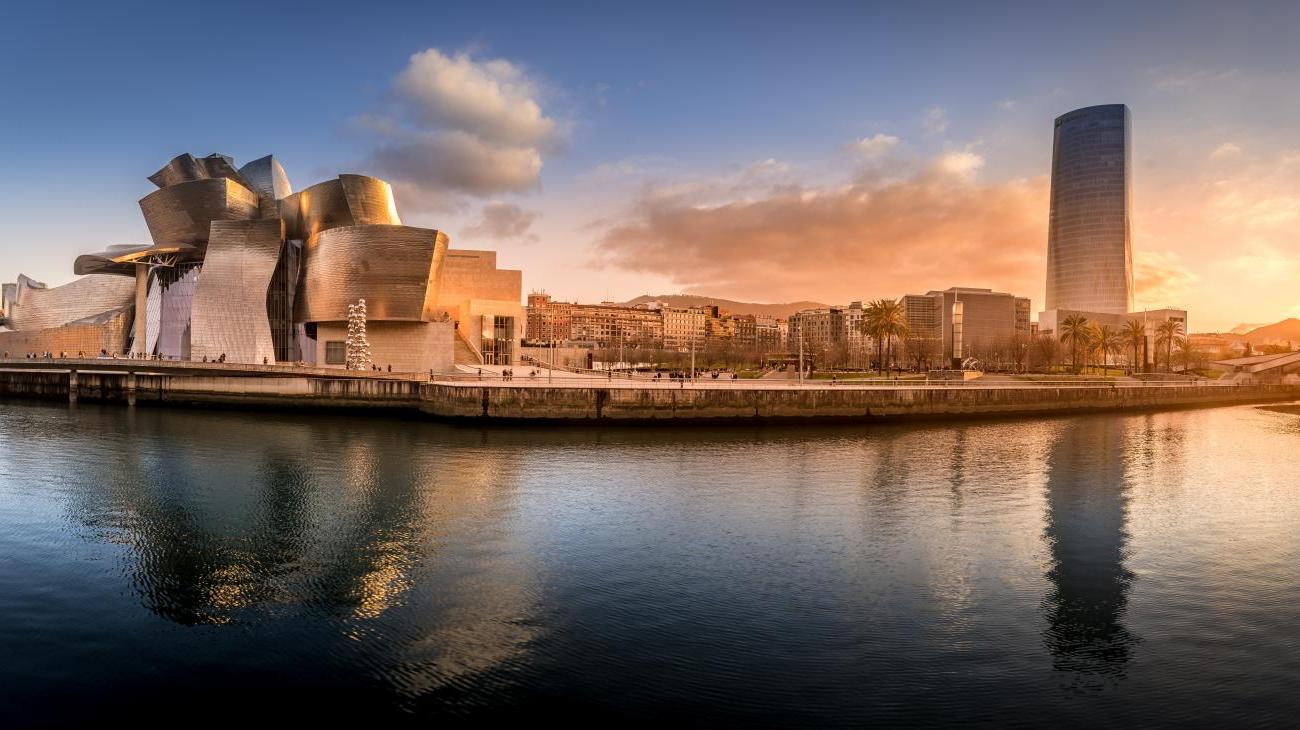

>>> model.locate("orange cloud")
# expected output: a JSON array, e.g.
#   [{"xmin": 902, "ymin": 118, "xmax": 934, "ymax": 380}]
[{"xmin": 594, "ymin": 161, "xmax": 1049, "ymax": 305}]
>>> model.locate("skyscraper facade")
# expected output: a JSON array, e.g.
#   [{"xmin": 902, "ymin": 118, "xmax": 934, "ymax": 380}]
[{"xmin": 1045, "ymin": 104, "xmax": 1134, "ymax": 315}]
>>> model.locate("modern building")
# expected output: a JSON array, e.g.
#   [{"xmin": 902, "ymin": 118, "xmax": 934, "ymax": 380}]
[
  {"xmin": 1038, "ymin": 307, "xmax": 1188, "ymax": 369},
  {"xmin": 902, "ymin": 287, "xmax": 1032, "ymax": 367},
  {"xmin": 1045, "ymin": 104, "xmax": 1134, "ymax": 315},
  {"xmin": 0, "ymin": 152, "xmax": 522, "ymax": 371}
]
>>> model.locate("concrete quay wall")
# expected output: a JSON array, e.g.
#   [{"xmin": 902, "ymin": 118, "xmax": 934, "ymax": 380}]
[
  {"xmin": 0, "ymin": 370, "xmax": 422, "ymax": 408},
  {"xmin": 0, "ymin": 369, "xmax": 1297, "ymax": 421},
  {"xmin": 418, "ymin": 382, "xmax": 1300, "ymax": 421}
]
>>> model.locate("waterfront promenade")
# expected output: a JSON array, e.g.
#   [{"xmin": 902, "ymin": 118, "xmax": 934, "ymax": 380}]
[{"xmin": 0, "ymin": 358, "xmax": 1295, "ymax": 422}]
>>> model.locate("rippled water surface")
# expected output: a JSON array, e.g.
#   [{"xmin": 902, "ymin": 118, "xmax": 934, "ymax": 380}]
[{"xmin": 3, "ymin": 400, "xmax": 1300, "ymax": 725}]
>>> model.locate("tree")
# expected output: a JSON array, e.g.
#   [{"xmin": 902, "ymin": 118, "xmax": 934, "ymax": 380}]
[
  {"xmin": 1155, "ymin": 319, "xmax": 1184, "ymax": 373},
  {"xmin": 1094, "ymin": 324, "xmax": 1122, "ymax": 375},
  {"xmin": 1058, "ymin": 315, "xmax": 1091, "ymax": 374},
  {"xmin": 1123, "ymin": 318, "xmax": 1146, "ymax": 374},
  {"xmin": 865, "ymin": 299, "xmax": 909, "ymax": 372}
]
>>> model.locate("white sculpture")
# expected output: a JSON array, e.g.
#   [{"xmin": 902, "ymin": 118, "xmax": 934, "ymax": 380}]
[{"xmin": 346, "ymin": 298, "xmax": 372, "ymax": 370}]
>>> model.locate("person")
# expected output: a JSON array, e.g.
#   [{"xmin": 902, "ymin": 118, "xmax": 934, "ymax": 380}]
[
  {"xmin": 387, "ymin": 364, "xmax": 391, "ymax": 373},
  {"xmin": 263, "ymin": 356, "xmax": 269, "ymax": 365}
]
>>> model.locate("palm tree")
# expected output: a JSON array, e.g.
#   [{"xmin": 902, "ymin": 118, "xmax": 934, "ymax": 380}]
[
  {"xmin": 1122, "ymin": 319, "xmax": 1146, "ymax": 374},
  {"xmin": 1155, "ymin": 319, "xmax": 1184, "ymax": 373},
  {"xmin": 863, "ymin": 301, "xmax": 885, "ymax": 373},
  {"xmin": 1095, "ymin": 324, "xmax": 1122, "ymax": 375},
  {"xmin": 865, "ymin": 299, "xmax": 908, "ymax": 373},
  {"xmin": 1058, "ymin": 315, "xmax": 1091, "ymax": 374}
]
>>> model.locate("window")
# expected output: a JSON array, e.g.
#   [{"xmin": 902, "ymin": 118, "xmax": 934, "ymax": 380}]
[{"xmin": 324, "ymin": 341, "xmax": 346, "ymax": 365}]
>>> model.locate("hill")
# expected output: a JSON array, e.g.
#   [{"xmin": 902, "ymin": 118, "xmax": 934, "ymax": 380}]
[
  {"xmin": 1240, "ymin": 318, "xmax": 1300, "ymax": 344},
  {"xmin": 623, "ymin": 294, "xmax": 831, "ymax": 319}
]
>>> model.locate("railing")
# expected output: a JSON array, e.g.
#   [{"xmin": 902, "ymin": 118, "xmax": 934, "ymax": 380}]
[{"xmin": 429, "ymin": 373, "xmax": 1249, "ymax": 389}]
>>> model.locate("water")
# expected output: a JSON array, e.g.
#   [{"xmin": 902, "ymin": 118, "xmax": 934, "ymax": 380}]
[{"xmin": 2, "ymin": 400, "xmax": 1300, "ymax": 726}]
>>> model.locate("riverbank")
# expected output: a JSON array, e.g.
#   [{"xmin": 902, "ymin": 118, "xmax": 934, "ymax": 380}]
[{"xmin": 0, "ymin": 366, "xmax": 1296, "ymax": 423}]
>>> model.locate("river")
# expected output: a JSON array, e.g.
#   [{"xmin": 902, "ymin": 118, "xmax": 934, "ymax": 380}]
[{"xmin": 2, "ymin": 400, "xmax": 1299, "ymax": 725}]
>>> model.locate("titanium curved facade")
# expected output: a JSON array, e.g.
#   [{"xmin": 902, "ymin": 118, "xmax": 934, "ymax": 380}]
[
  {"xmin": 148, "ymin": 153, "xmax": 249, "ymax": 190},
  {"xmin": 278, "ymin": 175, "xmax": 401, "ymax": 242},
  {"xmin": 238, "ymin": 155, "xmax": 293, "ymax": 200},
  {"xmin": 6, "ymin": 274, "xmax": 136, "ymax": 332},
  {"xmin": 5, "ymin": 150, "xmax": 521, "ymax": 370},
  {"xmin": 1045, "ymin": 104, "xmax": 1133, "ymax": 315},
  {"xmin": 190, "ymin": 219, "xmax": 284, "ymax": 363},
  {"xmin": 73, "ymin": 243, "xmax": 201, "ymax": 276},
  {"xmin": 140, "ymin": 178, "xmax": 261, "ymax": 246},
  {"xmin": 296, "ymin": 225, "xmax": 448, "ymax": 323}
]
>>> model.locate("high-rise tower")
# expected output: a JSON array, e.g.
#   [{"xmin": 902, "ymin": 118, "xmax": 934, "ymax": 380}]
[{"xmin": 1045, "ymin": 104, "xmax": 1133, "ymax": 314}]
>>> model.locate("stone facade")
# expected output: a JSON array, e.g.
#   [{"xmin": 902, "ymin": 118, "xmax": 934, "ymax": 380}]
[{"xmin": 314, "ymin": 320, "xmax": 454, "ymax": 374}]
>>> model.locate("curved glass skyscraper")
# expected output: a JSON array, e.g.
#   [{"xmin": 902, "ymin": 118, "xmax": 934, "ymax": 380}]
[{"xmin": 1045, "ymin": 104, "xmax": 1133, "ymax": 314}]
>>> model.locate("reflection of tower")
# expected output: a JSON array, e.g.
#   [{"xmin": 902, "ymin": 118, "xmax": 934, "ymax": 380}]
[{"xmin": 1042, "ymin": 416, "xmax": 1138, "ymax": 685}]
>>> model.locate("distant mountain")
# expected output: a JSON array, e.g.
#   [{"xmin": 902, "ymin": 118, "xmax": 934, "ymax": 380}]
[
  {"xmin": 1240, "ymin": 318, "xmax": 1300, "ymax": 344},
  {"xmin": 623, "ymin": 294, "xmax": 831, "ymax": 319},
  {"xmin": 1230, "ymin": 322, "xmax": 1267, "ymax": 335}
]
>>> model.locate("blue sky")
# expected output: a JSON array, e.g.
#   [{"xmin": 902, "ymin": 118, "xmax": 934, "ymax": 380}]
[{"xmin": 3, "ymin": 0, "xmax": 1299, "ymax": 330}]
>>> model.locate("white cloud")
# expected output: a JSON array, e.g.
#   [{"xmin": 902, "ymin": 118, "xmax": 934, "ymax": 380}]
[
  {"xmin": 360, "ymin": 48, "xmax": 559, "ymax": 209},
  {"xmin": 850, "ymin": 133, "xmax": 900, "ymax": 158},
  {"xmin": 394, "ymin": 49, "xmax": 555, "ymax": 146},
  {"xmin": 933, "ymin": 150, "xmax": 984, "ymax": 178},
  {"xmin": 923, "ymin": 106, "xmax": 949, "ymax": 134}
]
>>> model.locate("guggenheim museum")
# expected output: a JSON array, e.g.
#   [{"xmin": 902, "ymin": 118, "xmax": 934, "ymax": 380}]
[{"xmin": 0, "ymin": 153, "xmax": 523, "ymax": 371}]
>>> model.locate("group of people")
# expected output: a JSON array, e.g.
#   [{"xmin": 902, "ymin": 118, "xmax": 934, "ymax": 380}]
[
  {"xmin": 7, "ymin": 349, "xmax": 116, "ymax": 360},
  {"xmin": 653, "ymin": 370, "xmax": 738, "ymax": 380}
]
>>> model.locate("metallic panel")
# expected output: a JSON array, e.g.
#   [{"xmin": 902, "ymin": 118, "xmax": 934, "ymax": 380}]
[
  {"xmin": 148, "ymin": 153, "xmax": 250, "ymax": 190},
  {"xmin": 7, "ymin": 274, "xmax": 136, "ymax": 332},
  {"xmin": 151, "ymin": 264, "xmax": 201, "ymax": 359},
  {"xmin": 278, "ymin": 178, "xmax": 354, "ymax": 242},
  {"xmin": 139, "ymin": 178, "xmax": 260, "ymax": 246},
  {"xmin": 238, "ymin": 155, "xmax": 293, "ymax": 199},
  {"xmin": 278, "ymin": 175, "xmax": 401, "ymax": 242},
  {"xmin": 296, "ymin": 225, "xmax": 448, "ymax": 323},
  {"xmin": 189, "ymin": 219, "xmax": 284, "ymax": 364},
  {"xmin": 340, "ymin": 174, "xmax": 401, "ymax": 226},
  {"xmin": 74, "ymin": 243, "xmax": 201, "ymax": 276},
  {"xmin": 0, "ymin": 306, "xmax": 132, "ymax": 357},
  {"xmin": 1045, "ymin": 104, "xmax": 1134, "ymax": 315}
]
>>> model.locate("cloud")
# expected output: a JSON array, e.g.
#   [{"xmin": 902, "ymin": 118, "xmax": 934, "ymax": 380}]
[
  {"xmin": 1210, "ymin": 142, "xmax": 1242, "ymax": 160},
  {"xmin": 1135, "ymin": 250, "xmax": 1200, "ymax": 307},
  {"xmin": 462, "ymin": 202, "xmax": 541, "ymax": 242},
  {"xmin": 371, "ymin": 130, "xmax": 542, "ymax": 199},
  {"xmin": 923, "ymin": 107, "xmax": 949, "ymax": 134},
  {"xmin": 394, "ymin": 49, "xmax": 555, "ymax": 146},
  {"xmin": 933, "ymin": 150, "xmax": 984, "ymax": 178},
  {"xmin": 592, "ymin": 150, "xmax": 1048, "ymax": 305},
  {"xmin": 850, "ymin": 133, "xmax": 900, "ymax": 158},
  {"xmin": 359, "ymin": 49, "xmax": 558, "ymax": 210}
]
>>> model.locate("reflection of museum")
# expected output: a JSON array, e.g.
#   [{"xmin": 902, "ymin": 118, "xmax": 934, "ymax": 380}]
[{"xmin": 0, "ymin": 153, "xmax": 523, "ymax": 370}]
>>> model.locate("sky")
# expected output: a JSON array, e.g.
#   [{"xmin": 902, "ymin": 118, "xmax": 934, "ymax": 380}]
[{"xmin": 1, "ymin": 0, "xmax": 1298, "ymax": 331}]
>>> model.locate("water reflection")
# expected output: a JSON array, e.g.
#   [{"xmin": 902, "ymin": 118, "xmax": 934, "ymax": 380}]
[{"xmin": 1042, "ymin": 416, "xmax": 1139, "ymax": 688}]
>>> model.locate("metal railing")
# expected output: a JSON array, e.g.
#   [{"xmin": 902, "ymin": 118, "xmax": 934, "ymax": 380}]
[{"xmin": 429, "ymin": 373, "xmax": 1248, "ymax": 389}]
